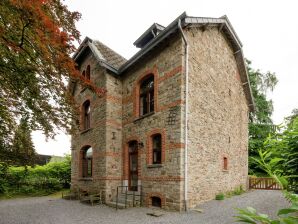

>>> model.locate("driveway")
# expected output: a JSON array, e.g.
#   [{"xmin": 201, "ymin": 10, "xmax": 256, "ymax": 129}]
[{"xmin": 0, "ymin": 190, "xmax": 289, "ymax": 224}]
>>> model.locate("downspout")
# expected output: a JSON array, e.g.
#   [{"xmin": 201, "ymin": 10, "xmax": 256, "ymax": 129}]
[{"xmin": 178, "ymin": 19, "xmax": 189, "ymax": 212}]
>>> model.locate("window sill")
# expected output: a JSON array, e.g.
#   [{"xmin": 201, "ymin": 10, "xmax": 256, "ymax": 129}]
[
  {"xmin": 134, "ymin": 112, "xmax": 155, "ymax": 122},
  {"xmin": 147, "ymin": 164, "xmax": 163, "ymax": 169},
  {"xmin": 79, "ymin": 177, "xmax": 93, "ymax": 181},
  {"xmin": 80, "ymin": 128, "xmax": 93, "ymax": 135}
]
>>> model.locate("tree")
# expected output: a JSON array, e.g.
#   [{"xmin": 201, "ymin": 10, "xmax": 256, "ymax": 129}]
[
  {"xmin": 247, "ymin": 60, "xmax": 278, "ymax": 174},
  {"xmin": 11, "ymin": 116, "xmax": 36, "ymax": 166},
  {"xmin": 0, "ymin": 0, "xmax": 82, "ymax": 144}
]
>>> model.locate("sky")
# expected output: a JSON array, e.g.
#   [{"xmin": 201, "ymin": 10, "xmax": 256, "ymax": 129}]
[{"xmin": 33, "ymin": 0, "xmax": 298, "ymax": 156}]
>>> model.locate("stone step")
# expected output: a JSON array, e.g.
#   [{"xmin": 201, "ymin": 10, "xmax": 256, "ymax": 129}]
[{"xmin": 106, "ymin": 201, "xmax": 126, "ymax": 209}]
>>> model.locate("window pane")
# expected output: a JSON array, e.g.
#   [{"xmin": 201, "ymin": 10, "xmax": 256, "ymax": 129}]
[
  {"xmin": 152, "ymin": 134, "xmax": 161, "ymax": 164},
  {"xmin": 153, "ymin": 135, "xmax": 161, "ymax": 149},
  {"xmin": 86, "ymin": 147, "xmax": 93, "ymax": 158},
  {"xmin": 139, "ymin": 75, "xmax": 154, "ymax": 116},
  {"xmin": 140, "ymin": 95, "xmax": 147, "ymax": 115},
  {"xmin": 149, "ymin": 90, "xmax": 154, "ymax": 112}
]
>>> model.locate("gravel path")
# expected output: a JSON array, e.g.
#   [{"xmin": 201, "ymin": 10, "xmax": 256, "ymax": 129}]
[{"xmin": 0, "ymin": 190, "xmax": 289, "ymax": 224}]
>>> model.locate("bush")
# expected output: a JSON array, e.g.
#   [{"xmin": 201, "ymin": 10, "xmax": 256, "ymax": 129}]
[
  {"xmin": 215, "ymin": 193, "xmax": 225, "ymax": 200},
  {"xmin": 0, "ymin": 155, "xmax": 70, "ymax": 197}
]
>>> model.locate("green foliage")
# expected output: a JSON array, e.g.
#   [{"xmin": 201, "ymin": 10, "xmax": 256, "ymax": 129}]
[
  {"xmin": 246, "ymin": 59, "xmax": 278, "ymax": 174},
  {"xmin": 215, "ymin": 193, "xmax": 225, "ymax": 200},
  {"xmin": 0, "ymin": 0, "xmax": 81, "ymax": 161},
  {"xmin": 8, "ymin": 116, "xmax": 36, "ymax": 166},
  {"xmin": 235, "ymin": 143, "xmax": 298, "ymax": 223},
  {"xmin": 0, "ymin": 156, "xmax": 71, "ymax": 197},
  {"xmin": 251, "ymin": 117, "xmax": 298, "ymax": 192}
]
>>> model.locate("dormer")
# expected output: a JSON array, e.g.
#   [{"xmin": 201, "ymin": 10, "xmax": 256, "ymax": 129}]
[{"xmin": 133, "ymin": 23, "xmax": 165, "ymax": 48}]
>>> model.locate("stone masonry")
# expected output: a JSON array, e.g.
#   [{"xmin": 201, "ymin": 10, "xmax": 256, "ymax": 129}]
[{"xmin": 70, "ymin": 13, "xmax": 253, "ymax": 211}]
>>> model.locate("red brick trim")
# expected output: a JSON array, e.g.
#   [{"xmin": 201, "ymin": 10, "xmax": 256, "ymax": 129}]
[
  {"xmin": 105, "ymin": 95, "xmax": 122, "ymax": 104},
  {"xmin": 94, "ymin": 152, "xmax": 121, "ymax": 158},
  {"xmin": 94, "ymin": 119, "xmax": 122, "ymax": 128},
  {"xmin": 146, "ymin": 192, "xmax": 166, "ymax": 208},
  {"xmin": 72, "ymin": 176, "xmax": 121, "ymax": 181},
  {"xmin": 168, "ymin": 142, "xmax": 185, "ymax": 150},
  {"xmin": 141, "ymin": 176, "xmax": 184, "ymax": 181},
  {"xmin": 158, "ymin": 65, "xmax": 183, "ymax": 82},
  {"xmin": 123, "ymin": 95, "xmax": 133, "ymax": 104},
  {"xmin": 146, "ymin": 129, "xmax": 166, "ymax": 165},
  {"xmin": 158, "ymin": 100, "xmax": 184, "ymax": 112},
  {"xmin": 133, "ymin": 66, "xmax": 159, "ymax": 118}
]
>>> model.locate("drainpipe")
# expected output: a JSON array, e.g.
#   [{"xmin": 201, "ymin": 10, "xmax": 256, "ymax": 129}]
[{"xmin": 178, "ymin": 19, "xmax": 189, "ymax": 212}]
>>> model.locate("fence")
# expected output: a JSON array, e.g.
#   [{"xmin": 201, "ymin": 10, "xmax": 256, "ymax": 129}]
[{"xmin": 249, "ymin": 177, "xmax": 282, "ymax": 190}]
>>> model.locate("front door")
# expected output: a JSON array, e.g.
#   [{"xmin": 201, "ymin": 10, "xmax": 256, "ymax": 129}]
[{"xmin": 128, "ymin": 141, "xmax": 138, "ymax": 191}]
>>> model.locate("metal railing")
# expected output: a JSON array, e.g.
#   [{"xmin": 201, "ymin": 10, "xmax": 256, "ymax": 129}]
[{"xmin": 116, "ymin": 185, "xmax": 143, "ymax": 210}]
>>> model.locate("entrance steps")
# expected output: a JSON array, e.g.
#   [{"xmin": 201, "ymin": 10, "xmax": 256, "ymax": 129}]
[{"xmin": 106, "ymin": 191, "xmax": 142, "ymax": 209}]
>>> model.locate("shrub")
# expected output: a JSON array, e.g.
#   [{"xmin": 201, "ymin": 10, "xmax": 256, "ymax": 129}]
[
  {"xmin": 215, "ymin": 193, "xmax": 225, "ymax": 200},
  {"xmin": 0, "ymin": 155, "xmax": 70, "ymax": 197}
]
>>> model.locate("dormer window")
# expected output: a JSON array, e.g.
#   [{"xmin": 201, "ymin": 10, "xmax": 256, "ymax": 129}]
[{"xmin": 133, "ymin": 23, "xmax": 165, "ymax": 48}]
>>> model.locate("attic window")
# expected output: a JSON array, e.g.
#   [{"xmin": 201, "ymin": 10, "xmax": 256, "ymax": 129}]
[
  {"xmin": 134, "ymin": 23, "xmax": 165, "ymax": 48},
  {"xmin": 86, "ymin": 65, "xmax": 90, "ymax": 80}
]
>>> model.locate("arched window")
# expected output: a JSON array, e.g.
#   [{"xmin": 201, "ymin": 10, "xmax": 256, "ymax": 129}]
[
  {"xmin": 82, "ymin": 100, "xmax": 90, "ymax": 130},
  {"xmin": 82, "ymin": 146, "xmax": 93, "ymax": 177},
  {"xmin": 223, "ymin": 157, "xmax": 228, "ymax": 170},
  {"xmin": 86, "ymin": 65, "xmax": 90, "ymax": 80},
  {"xmin": 152, "ymin": 134, "xmax": 162, "ymax": 164},
  {"xmin": 139, "ymin": 75, "xmax": 154, "ymax": 116},
  {"xmin": 82, "ymin": 70, "xmax": 86, "ymax": 78}
]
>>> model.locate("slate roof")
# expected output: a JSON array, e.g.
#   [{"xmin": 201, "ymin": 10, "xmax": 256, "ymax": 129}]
[
  {"xmin": 73, "ymin": 12, "xmax": 254, "ymax": 111},
  {"xmin": 93, "ymin": 40, "xmax": 127, "ymax": 70}
]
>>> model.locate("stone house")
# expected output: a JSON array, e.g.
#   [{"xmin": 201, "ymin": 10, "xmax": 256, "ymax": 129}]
[{"xmin": 70, "ymin": 12, "xmax": 254, "ymax": 211}]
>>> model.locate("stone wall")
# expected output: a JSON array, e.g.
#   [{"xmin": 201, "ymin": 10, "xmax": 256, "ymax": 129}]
[
  {"xmin": 186, "ymin": 26, "xmax": 249, "ymax": 208},
  {"xmin": 70, "ymin": 27, "xmax": 249, "ymax": 211},
  {"xmin": 120, "ymin": 35, "xmax": 185, "ymax": 210},
  {"xmin": 71, "ymin": 51, "xmax": 115, "ymax": 199}
]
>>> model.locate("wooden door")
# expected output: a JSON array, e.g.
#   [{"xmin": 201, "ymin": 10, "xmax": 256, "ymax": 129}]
[{"xmin": 128, "ymin": 141, "xmax": 138, "ymax": 191}]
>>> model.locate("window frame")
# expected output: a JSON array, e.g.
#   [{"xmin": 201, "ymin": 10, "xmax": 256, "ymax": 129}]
[
  {"xmin": 82, "ymin": 100, "xmax": 91, "ymax": 130},
  {"xmin": 81, "ymin": 146, "xmax": 93, "ymax": 178},
  {"xmin": 223, "ymin": 157, "xmax": 228, "ymax": 170},
  {"xmin": 152, "ymin": 134, "xmax": 162, "ymax": 164},
  {"xmin": 147, "ymin": 129, "xmax": 165, "ymax": 166},
  {"xmin": 139, "ymin": 75, "xmax": 154, "ymax": 116},
  {"xmin": 86, "ymin": 65, "xmax": 90, "ymax": 80}
]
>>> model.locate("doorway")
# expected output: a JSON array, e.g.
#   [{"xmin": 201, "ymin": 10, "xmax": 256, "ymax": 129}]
[{"xmin": 128, "ymin": 141, "xmax": 138, "ymax": 191}]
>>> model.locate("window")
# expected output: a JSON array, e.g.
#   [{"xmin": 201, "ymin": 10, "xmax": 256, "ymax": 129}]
[
  {"xmin": 152, "ymin": 134, "xmax": 162, "ymax": 164},
  {"xmin": 223, "ymin": 157, "xmax": 228, "ymax": 170},
  {"xmin": 82, "ymin": 146, "xmax": 93, "ymax": 177},
  {"xmin": 82, "ymin": 100, "xmax": 90, "ymax": 130},
  {"xmin": 82, "ymin": 70, "xmax": 86, "ymax": 78},
  {"xmin": 139, "ymin": 75, "xmax": 154, "ymax": 116},
  {"xmin": 86, "ymin": 65, "xmax": 90, "ymax": 80},
  {"xmin": 151, "ymin": 196, "xmax": 161, "ymax": 207}
]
